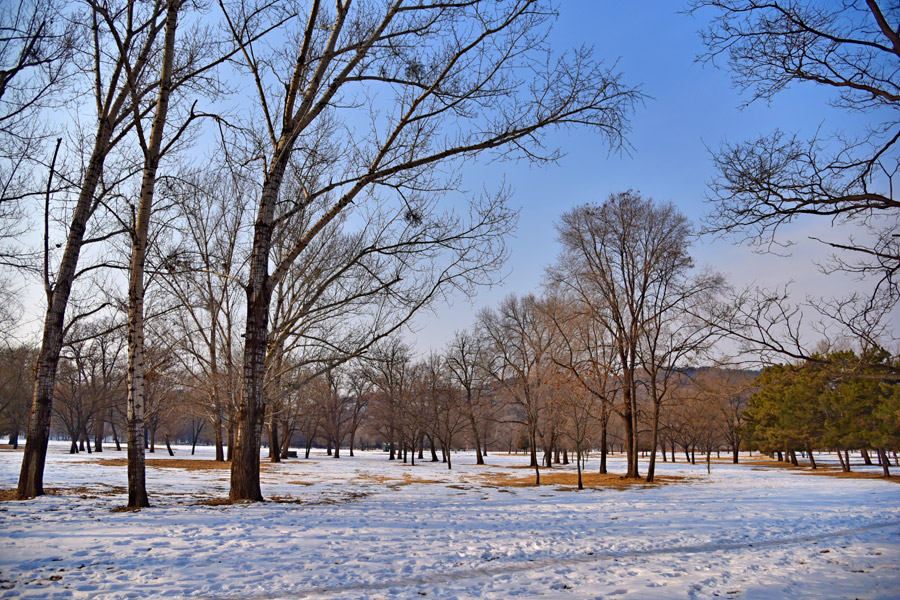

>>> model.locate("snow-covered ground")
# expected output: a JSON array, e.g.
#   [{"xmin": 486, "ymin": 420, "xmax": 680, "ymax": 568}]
[{"xmin": 1, "ymin": 443, "xmax": 898, "ymax": 599}]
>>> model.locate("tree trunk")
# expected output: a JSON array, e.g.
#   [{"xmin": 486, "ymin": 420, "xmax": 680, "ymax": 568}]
[
  {"xmin": 93, "ymin": 420, "xmax": 104, "ymax": 453},
  {"xmin": 576, "ymin": 446, "xmax": 583, "ymax": 490},
  {"xmin": 806, "ymin": 445, "xmax": 816, "ymax": 469},
  {"xmin": 836, "ymin": 448, "xmax": 848, "ymax": 472},
  {"xmin": 164, "ymin": 434, "xmax": 175, "ymax": 457},
  {"xmin": 646, "ymin": 400, "xmax": 660, "ymax": 483},
  {"xmin": 531, "ymin": 430, "xmax": 540, "ymax": 485},
  {"xmin": 788, "ymin": 449, "xmax": 798, "ymax": 466},
  {"xmin": 227, "ymin": 422, "xmax": 234, "ymax": 461},
  {"xmin": 110, "ymin": 415, "xmax": 121, "ymax": 451},
  {"xmin": 599, "ymin": 423, "xmax": 607, "ymax": 474},
  {"xmin": 469, "ymin": 414, "xmax": 484, "ymax": 465},
  {"xmin": 214, "ymin": 410, "xmax": 225, "ymax": 462},
  {"xmin": 622, "ymin": 384, "xmax": 638, "ymax": 477},
  {"xmin": 268, "ymin": 414, "xmax": 280, "ymax": 463},
  {"xmin": 280, "ymin": 420, "xmax": 292, "ymax": 459},
  {"xmin": 861, "ymin": 448, "xmax": 873, "ymax": 465},
  {"xmin": 17, "ymin": 122, "xmax": 114, "ymax": 499},
  {"xmin": 125, "ymin": 0, "xmax": 180, "ymax": 509},
  {"xmin": 878, "ymin": 448, "xmax": 891, "ymax": 477},
  {"xmin": 732, "ymin": 445, "xmax": 739, "ymax": 464}
]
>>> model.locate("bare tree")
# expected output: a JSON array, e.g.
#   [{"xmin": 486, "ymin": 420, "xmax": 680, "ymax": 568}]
[
  {"xmin": 479, "ymin": 294, "xmax": 556, "ymax": 484},
  {"xmin": 444, "ymin": 329, "xmax": 492, "ymax": 465},
  {"xmin": 364, "ymin": 337, "xmax": 415, "ymax": 462},
  {"xmin": 422, "ymin": 351, "xmax": 467, "ymax": 470},
  {"xmin": 553, "ymin": 192, "xmax": 701, "ymax": 478},
  {"xmin": 164, "ymin": 169, "xmax": 249, "ymax": 463},
  {"xmin": 18, "ymin": 0, "xmax": 177, "ymax": 499},
  {"xmin": 219, "ymin": 0, "xmax": 640, "ymax": 501},
  {"xmin": 691, "ymin": 0, "xmax": 900, "ymax": 364},
  {"xmin": 541, "ymin": 291, "xmax": 616, "ymax": 474}
]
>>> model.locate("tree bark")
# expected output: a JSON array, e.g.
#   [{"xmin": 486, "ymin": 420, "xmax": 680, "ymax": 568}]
[
  {"xmin": 806, "ymin": 444, "xmax": 817, "ymax": 469},
  {"xmin": 878, "ymin": 448, "xmax": 891, "ymax": 477},
  {"xmin": 124, "ymin": 0, "xmax": 180, "ymax": 509},
  {"xmin": 862, "ymin": 449, "xmax": 873, "ymax": 465},
  {"xmin": 646, "ymin": 399, "xmax": 660, "ymax": 483},
  {"xmin": 17, "ymin": 119, "xmax": 113, "ymax": 499}
]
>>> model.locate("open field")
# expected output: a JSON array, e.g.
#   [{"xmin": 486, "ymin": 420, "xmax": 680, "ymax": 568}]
[{"xmin": 1, "ymin": 443, "xmax": 899, "ymax": 599}]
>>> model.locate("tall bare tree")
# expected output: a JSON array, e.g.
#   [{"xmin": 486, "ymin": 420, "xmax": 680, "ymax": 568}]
[
  {"xmin": 219, "ymin": 0, "xmax": 640, "ymax": 501},
  {"xmin": 445, "ymin": 329, "xmax": 491, "ymax": 465},
  {"xmin": 553, "ymin": 192, "xmax": 699, "ymax": 478},
  {"xmin": 18, "ymin": 0, "xmax": 179, "ymax": 499}
]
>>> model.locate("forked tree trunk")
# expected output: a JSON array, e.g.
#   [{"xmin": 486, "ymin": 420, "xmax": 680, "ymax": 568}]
[{"xmin": 836, "ymin": 448, "xmax": 848, "ymax": 471}]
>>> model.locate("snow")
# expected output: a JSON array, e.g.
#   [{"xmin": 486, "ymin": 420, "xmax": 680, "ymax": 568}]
[{"xmin": 1, "ymin": 444, "xmax": 898, "ymax": 599}]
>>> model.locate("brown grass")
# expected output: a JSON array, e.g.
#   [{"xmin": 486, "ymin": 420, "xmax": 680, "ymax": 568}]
[
  {"xmin": 353, "ymin": 472, "xmax": 443, "ymax": 487},
  {"xmin": 0, "ymin": 485, "xmax": 128, "ymax": 502},
  {"xmin": 472, "ymin": 470, "xmax": 684, "ymax": 489},
  {"xmin": 88, "ymin": 458, "xmax": 230, "ymax": 471}
]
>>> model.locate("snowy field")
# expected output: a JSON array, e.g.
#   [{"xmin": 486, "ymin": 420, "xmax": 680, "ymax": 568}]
[{"xmin": 1, "ymin": 443, "xmax": 898, "ymax": 600}]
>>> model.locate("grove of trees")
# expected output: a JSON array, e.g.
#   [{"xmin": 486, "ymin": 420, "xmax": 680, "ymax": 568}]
[{"xmin": 0, "ymin": 0, "xmax": 897, "ymax": 508}]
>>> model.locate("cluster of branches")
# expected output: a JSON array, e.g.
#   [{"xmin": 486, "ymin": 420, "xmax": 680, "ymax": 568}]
[{"xmin": 689, "ymin": 0, "xmax": 900, "ymax": 365}]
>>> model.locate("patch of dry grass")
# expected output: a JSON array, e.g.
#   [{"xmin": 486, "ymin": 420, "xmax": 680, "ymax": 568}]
[
  {"xmin": 471, "ymin": 469, "xmax": 683, "ymax": 489},
  {"xmin": 89, "ymin": 458, "xmax": 230, "ymax": 471},
  {"xmin": 353, "ymin": 472, "xmax": 442, "ymax": 487},
  {"xmin": 0, "ymin": 485, "xmax": 128, "ymax": 502}
]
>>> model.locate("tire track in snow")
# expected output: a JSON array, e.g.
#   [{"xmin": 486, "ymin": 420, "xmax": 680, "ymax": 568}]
[{"xmin": 203, "ymin": 519, "xmax": 900, "ymax": 599}]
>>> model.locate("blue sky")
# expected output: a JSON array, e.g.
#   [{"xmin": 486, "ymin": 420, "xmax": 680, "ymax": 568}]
[{"xmin": 408, "ymin": 1, "xmax": 888, "ymax": 355}]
